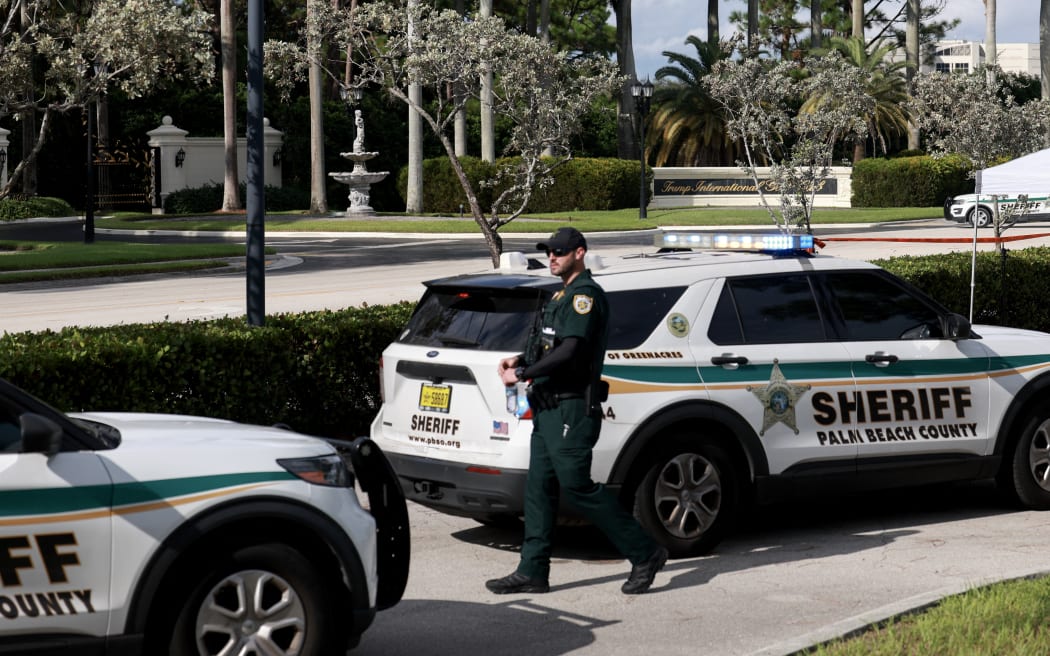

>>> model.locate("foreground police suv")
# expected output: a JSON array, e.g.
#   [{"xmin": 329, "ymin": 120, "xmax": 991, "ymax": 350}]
[
  {"xmin": 0, "ymin": 376, "xmax": 409, "ymax": 655},
  {"xmin": 372, "ymin": 229, "xmax": 1050, "ymax": 558}
]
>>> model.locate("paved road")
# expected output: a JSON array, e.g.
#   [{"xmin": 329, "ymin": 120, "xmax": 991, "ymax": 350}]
[
  {"xmin": 357, "ymin": 481, "xmax": 1050, "ymax": 656},
  {"xmin": 4, "ymin": 218, "xmax": 1050, "ymax": 334}
]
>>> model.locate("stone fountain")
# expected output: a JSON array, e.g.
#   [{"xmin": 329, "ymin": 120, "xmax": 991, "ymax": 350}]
[{"xmin": 329, "ymin": 109, "xmax": 389, "ymax": 217}]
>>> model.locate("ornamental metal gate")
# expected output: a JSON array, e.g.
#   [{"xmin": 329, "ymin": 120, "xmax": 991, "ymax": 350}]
[{"xmin": 91, "ymin": 147, "xmax": 156, "ymax": 212}]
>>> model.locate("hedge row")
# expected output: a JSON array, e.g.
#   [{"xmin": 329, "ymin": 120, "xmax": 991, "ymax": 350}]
[
  {"xmin": 0, "ymin": 304, "xmax": 414, "ymax": 439},
  {"xmin": 0, "ymin": 196, "xmax": 76, "ymax": 221},
  {"xmin": 164, "ymin": 183, "xmax": 312, "ymax": 214},
  {"xmin": 875, "ymin": 247, "xmax": 1050, "ymax": 330},
  {"xmin": 851, "ymin": 155, "xmax": 974, "ymax": 207},
  {"xmin": 396, "ymin": 156, "xmax": 647, "ymax": 214},
  {"xmin": 1, "ymin": 249, "xmax": 1047, "ymax": 437}
]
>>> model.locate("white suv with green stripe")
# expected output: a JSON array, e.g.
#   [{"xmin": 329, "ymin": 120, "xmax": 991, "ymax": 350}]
[
  {"xmin": 372, "ymin": 230, "xmax": 1050, "ymax": 558},
  {"xmin": 0, "ymin": 377, "xmax": 408, "ymax": 655}
]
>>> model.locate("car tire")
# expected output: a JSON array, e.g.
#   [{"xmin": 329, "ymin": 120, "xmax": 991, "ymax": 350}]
[
  {"xmin": 967, "ymin": 206, "xmax": 993, "ymax": 228},
  {"xmin": 169, "ymin": 542, "xmax": 340, "ymax": 656},
  {"xmin": 633, "ymin": 437, "xmax": 738, "ymax": 558},
  {"xmin": 1005, "ymin": 412, "xmax": 1050, "ymax": 509}
]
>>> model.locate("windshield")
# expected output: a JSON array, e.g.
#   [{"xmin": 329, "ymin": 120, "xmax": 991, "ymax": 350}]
[{"xmin": 399, "ymin": 287, "xmax": 550, "ymax": 351}]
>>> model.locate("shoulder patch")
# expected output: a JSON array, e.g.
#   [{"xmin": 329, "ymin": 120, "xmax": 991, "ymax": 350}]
[{"xmin": 573, "ymin": 294, "xmax": 594, "ymax": 314}]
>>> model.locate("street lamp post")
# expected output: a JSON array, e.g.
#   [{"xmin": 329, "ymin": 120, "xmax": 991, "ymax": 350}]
[{"xmin": 631, "ymin": 78, "xmax": 654, "ymax": 220}]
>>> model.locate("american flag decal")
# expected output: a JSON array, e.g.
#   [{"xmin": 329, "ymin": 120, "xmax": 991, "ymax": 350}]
[{"xmin": 492, "ymin": 420, "xmax": 509, "ymax": 435}]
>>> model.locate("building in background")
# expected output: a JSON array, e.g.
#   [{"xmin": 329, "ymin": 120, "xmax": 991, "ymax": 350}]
[{"xmin": 892, "ymin": 40, "xmax": 1040, "ymax": 77}]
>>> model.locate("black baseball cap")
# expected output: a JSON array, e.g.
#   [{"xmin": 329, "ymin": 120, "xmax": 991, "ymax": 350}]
[{"xmin": 536, "ymin": 227, "xmax": 587, "ymax": 253}]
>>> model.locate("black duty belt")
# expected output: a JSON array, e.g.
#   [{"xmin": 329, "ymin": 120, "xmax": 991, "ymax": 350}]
[{"xmin": 554, "ymin": 392, "xmax": 583, "ymax": 401}]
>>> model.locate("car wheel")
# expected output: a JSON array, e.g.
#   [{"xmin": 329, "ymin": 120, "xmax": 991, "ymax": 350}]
[
  {"xmin": 170, "ymin": 543, "xmax": 339, "ymax": 656},
  {"xmin": 1006, "ymin": 412, "xmax": 1050, "ymax": 509},
  {"xmin": 968, "ymin": 206, "xmax": 993, "ymax": 228},
  {"xmin": 633, "ymin": 438, "xmax": 738, "ymax": 558}
]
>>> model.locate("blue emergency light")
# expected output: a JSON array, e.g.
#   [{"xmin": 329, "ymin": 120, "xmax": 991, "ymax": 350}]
[{"xmin": 654, "ymin": 230, "xmax": 814, "ymax": 253}]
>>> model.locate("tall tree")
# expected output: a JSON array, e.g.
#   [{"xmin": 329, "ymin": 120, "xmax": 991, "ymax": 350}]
[
  {"xmin": 705, "ymin": 43, "xmax": 875, "ymax": 233},
  {"xmin": 649, "ymin": 35, "xmax": 737, "ymax": 166},
  {"xmin": 454, "ymin": 0, "xmax": 467, "ymax": 156},
  {"xmin": 808, "ymin": 36, "xmax": 909, "ymax": 162},
  {"xmin": 1042, "ymin": 0, "xmax": 1049, "ymax": 101},
  {"xmin": 612, "ymin": 0, "xmax": 639, "ymax": 160},
  {"xmin": 17, "ymin": 1, "xmax": 36, "ymax": 195},
  {"xmin": 729, "ymin": 0, "xmax": 805, "ymax": 58},
  {"xmin": 909, "ymin": 68, "xmax": 1050, "ymax": 172},
  {"xmin": 852, "ymin": 0, "xmax": 863, "ymax": 37},
  {"xmin": 221, "ymin": 0, "xmax": 242, "ymax": 212},
  {"xmin": 407, "ymin": 0, "xmax": 424, "ymax": 210},
  {"xmin": 479, "ymin": 0, "xmax": 495, "ymax": 163},
  {"xmin": 709, "ymin": 0, "xmax": 719, "ymax": 44},
  {"xmin": 906, "ymin": 0, "xmax": 920, "ymax": 149},
  {"xmin": 983, "ymin": 0, "xmax": 996, "ymax": 82},
  {"xmin": 748, "ymin": 0, "xmax": 759, "ymax": 49},
  {"xmin": 267, "ymin": 1, "xmax": 620, "ymax": 264},
  {"xmin": 811, "ymin": 0, "xmax": 823, "ymax": 49},
  {"xmin": 307, "ymin": 0, "xmax": 327, "ymax": 214},
  {"xmin": 0, "ymin": 0, "xmax": 214, "ymax": 199}
]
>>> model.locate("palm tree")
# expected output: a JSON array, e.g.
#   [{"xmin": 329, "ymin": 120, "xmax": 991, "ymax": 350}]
[
  {"xmin": 220, "ymin": 0, "xmax": 241, "ymax": 212},
  {"xmin": 805, "ymin": 36, "xmax": 910, "ymax": 162},
  {"xmin": 648, "ymin": 36, "xmax": 739, "ymax": 166},
  {"xmin": 1042, "ymin": 0, "xmax": 1049, "ymax": 101},
  {"xmin": 708, "ymin": 0, "xmax": 718, "ymax": 44},
  {"xmin": 906, "ymin": 0, "xmax": 920, "ymax": 149}
]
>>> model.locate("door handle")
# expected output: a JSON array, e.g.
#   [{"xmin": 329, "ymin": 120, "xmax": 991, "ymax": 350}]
[
  {"xmin": 711, "ymin": 354, "xmax": 749, "ymax": 368},
  {"xmin": 865, "ymin": 352, "xmax": 899, "ymax": 367}
]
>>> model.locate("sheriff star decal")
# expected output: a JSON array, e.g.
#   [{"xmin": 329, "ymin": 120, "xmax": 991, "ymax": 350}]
[{"xmin": 748, "ymin": 359, "xmax": 811, "ymax": 436}]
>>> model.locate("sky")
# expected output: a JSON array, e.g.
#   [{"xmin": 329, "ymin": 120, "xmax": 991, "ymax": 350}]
[{"xmin": 628, "ymin": 0, "xmax": 1042, "ymax": 80}]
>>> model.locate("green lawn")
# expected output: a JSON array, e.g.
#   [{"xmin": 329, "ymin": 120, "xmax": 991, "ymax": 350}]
[
  {"xmin": 97, "ymin": 206, "xmax": 943, "ymax": 233},
  {"xmin": 0, "ymin": 241, "xmax": 258, "ymax": 283},
  {"xmin": 811, "ymin": 575, "xmax": 1050, "ymax": 655}
]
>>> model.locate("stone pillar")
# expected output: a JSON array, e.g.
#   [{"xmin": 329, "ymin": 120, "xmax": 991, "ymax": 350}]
[{"xmin": 146, "ymin": 116, "xmax": 189, "ymax": 210}]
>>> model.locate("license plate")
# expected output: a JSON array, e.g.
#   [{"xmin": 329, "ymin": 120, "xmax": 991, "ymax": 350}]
[{"xmin": 418, "ymin": 383, "xmax": 451, "ymax": 413}]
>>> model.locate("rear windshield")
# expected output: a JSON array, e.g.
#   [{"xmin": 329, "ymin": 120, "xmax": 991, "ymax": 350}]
[
  {"xmin": 398, "ymin": 287, "xmax": 549, "ymax": 351},
  {"xmin": 399, "ymin": 285, "xmax": 688, "ymax": 352}
]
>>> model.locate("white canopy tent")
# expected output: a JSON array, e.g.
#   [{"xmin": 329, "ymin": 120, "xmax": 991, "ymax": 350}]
[{"xmin": 977, "ymin": 147, "xmax": 1050, "ymax": 196}]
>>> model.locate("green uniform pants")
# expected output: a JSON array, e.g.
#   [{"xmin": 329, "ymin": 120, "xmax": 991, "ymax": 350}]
[{"xmin": 517, "ymin": 398, "xmax": 657, "ymax": 580}]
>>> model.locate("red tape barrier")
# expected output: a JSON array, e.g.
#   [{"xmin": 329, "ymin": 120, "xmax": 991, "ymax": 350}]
[{"xmin": 818, "ymin": 232, "xmax": 1050, "ymax": 245}]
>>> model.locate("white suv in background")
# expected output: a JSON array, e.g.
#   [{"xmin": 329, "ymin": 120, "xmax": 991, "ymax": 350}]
[
  {"xmin": 0, "ymin": 376, "xmax": 409, "ymax": 656},
  {"xmin": 372, "ymin": 230, "xmax": 1050, "ymax": 558},
  {"xmin": 944, "ymin": 192, "xmax": 1050, "ymax": 227}
]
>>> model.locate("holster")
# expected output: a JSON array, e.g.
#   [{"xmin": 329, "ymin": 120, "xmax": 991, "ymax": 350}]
[{"xmin": 584, "ymin": 380, "xmax": 610, "ymax": 412}]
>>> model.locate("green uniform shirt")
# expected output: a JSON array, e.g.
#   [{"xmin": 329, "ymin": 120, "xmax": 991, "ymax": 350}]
[{"xmin": 537, "ymin": 269, "xmax": 608, "ymax": 394}]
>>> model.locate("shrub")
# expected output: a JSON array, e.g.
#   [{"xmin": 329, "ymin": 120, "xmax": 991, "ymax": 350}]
[
  {"xmin": 852, "ymin": 155, "xmax": 973, "ymax": 207},
  {"xmin": 877, "ymin": 247, "xmax": 1050, "ymax": 330},
  {"xmin": 397, "ymin": 156, "xmax": 644, "ymax": 214},
  {"xmin": 0, "ymin": 196, "xmax": 77, "ymax": 221},
  {"xmin": 0, "ymin": 303, "xmax": 414, "ymax": 438},
  {"xmin": 163, "ymin": 183, "xmax": 311, "ymax": 214}
]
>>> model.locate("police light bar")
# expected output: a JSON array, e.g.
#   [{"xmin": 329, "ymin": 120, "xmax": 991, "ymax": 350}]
[{"xmin": 654, "ymin": 230, "xmax": 815, "ymax": 253}]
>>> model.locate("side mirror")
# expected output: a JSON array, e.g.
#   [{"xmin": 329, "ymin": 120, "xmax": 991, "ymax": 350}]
[
  {"xmin": 941, "ymin": 313, "xmax": 972, "ymax": 340},
  {"xmin": 20, "ymin": 413, "xmax": 63, "ymax": 457}
]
